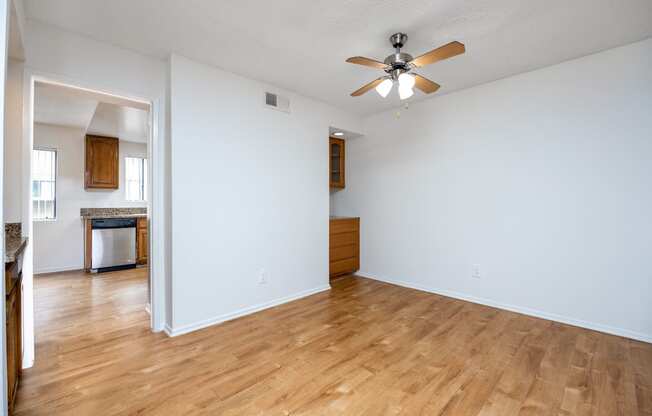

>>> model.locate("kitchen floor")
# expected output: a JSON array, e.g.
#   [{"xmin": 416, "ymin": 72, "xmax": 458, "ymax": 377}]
[{"xmin": 15, "ymin": 271, "xmax": 652, "ymax": 415}]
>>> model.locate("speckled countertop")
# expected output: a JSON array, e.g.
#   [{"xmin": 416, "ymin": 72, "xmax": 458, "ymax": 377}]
[
  {"xmin": 81, "ymin": 213, "xmax": 148, "ymax": 219},
  {"xmin": 80, "ymin": 207, "xmax": 147, "ymax": 220},
  {"xmin": 5, "ymin": 222, "xmax": 27, "ymax": 263},
  {"xmin": 5, "ymin": 237, "xmax": 28, "ymax": 263}
]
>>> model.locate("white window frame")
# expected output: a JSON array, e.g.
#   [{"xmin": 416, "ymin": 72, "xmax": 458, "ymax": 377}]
[
  {"xmin": 125, "ymin": 156, "xmax": 147, "ymax": 202},
  {"xmin": 32, "ymin": 147, "xmax": 58, "ymax": 222}
]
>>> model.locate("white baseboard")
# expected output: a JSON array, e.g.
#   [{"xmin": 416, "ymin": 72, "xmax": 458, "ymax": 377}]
[
  {"xmin": 164, "ymin": 284, "xmax": 331, "ymax": 337},
  {"xmin": 357, "ymin": 271, "xmax": 652, "ymax": 344},
  {"xmin": 34, "ymin": 265, "xmax": 83, "ymax": 275}
]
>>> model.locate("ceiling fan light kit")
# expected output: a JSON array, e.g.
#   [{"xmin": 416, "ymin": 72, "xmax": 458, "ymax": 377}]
[
  {"xmin": 375, "ymin": 78, "xmax": 393, "ymax": 97},
  {"xmin": 346, "ymin": 33, "xmax": 465, "ymax": 100},
  {"xmin": 398, "ymin": 84, "xmax": 414, "ymax": 100}
]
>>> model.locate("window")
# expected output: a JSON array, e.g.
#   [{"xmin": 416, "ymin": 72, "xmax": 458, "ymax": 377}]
[
  {"xmin": 32, "ymin": 149, "xmax": 57, "ymax": 220},
  {"xmin": 125, "ymin": 157, "xmax": 147, "ymax": 201}
]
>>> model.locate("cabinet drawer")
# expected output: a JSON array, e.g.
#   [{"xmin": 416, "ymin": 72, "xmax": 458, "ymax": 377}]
[
  {"xmin": 329, "ymin": 257, "xmax": 359, "ymax": 276},
  {"xmin": 330, "ymin": 231, "xmax": 358, "ymax": 248},
  {"xmin": 329, "ymin": 218, "xmax": 359, "ymax": 234},
  {"xmin": 330, "ymin": 245, "xmax": 358, "ymax": 262}
]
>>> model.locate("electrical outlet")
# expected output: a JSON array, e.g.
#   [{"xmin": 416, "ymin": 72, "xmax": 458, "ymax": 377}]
[
  {"xmin": 471, "ymin": 264, "xmax": 481, "ymax": 279},
  {"xmin": 258, "ymin": 268, "xmax": 267, "ymax": 285}
]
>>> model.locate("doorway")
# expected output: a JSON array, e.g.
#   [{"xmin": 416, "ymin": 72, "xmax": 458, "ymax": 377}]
[{"xmin": 19, "ymin": 75, "xmax": 163, "ymax": 371}]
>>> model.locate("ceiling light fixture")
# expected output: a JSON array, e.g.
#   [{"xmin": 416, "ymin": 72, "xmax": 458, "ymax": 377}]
[
  {"xmin": 398, "ymin": 73, "xmax": 415, "ymax": 89},
  {"xmin": 398, "ymin": 84, "xmax": 414, "ymax": 100},
  {"xmin": 397, "ymin": 72, "xmax": 414, "ymax": 100},
  {"xmin": 333, "ymin": 131, "xmax": 344, "ymax": 136},
  {"xmin": 375, "ymin": 78, "xmax": 393, "ymax": 98}
]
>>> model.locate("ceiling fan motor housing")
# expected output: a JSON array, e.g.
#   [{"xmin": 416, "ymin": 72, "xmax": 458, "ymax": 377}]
[
  {"xmin": 389, "ymin": 32, "xmax": 408, "ymax": 49},
  {"xmin": 385, "ymin": 33, "xmax": 413, "ymax": 77}
]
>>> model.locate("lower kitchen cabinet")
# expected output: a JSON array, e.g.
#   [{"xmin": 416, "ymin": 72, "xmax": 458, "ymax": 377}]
[
  {"xmin": 5, "ymin": 253, "xmax": 23, "ymax": 413},
  {"xmin": 137, "ymin": 217, "xmax": 148, "ymax": 265},
  {"xmin": 329, "ymin": 217, "xmax": 359, "ymax": 278}
]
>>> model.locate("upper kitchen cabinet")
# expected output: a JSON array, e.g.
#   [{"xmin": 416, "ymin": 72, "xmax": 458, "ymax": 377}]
[
  {"xmin": 85, "ymin": 135, "xmax": 119, "ymax": 189},
  {"xmin": 330, "ymin": 137, "xmax": 345, "ymax": 189}
]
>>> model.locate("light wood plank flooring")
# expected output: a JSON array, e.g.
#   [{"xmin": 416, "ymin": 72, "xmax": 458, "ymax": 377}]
[{"xmin": 15, "ymin": 270, "xmax": 652, "ymax": 415}]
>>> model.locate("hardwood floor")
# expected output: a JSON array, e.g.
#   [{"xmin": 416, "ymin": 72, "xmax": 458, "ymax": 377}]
[{"xmin": 15, "ymin": 270, "xmax": 652, "ymax": 415}]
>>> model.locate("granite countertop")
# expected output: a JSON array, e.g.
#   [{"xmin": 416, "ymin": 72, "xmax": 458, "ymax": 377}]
[
  {"xmin": 80, "ymin": 208, "xmax": 147, "ymax": 220},
  {"xmin": 5, "ymin": 236, "xmax": 28, "ymax": 264},
  {"xmin": 81, "ymin": 213, "xmax": 148, "ymax": 219}
]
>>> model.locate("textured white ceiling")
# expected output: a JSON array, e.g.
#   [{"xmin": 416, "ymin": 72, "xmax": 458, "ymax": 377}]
[
  {"xmin": 24, "ymin": 0, "xmax": 652, "ymax": 115},
  {"xmin": 35, "ymin": 82, "xmax": 149, "ymax": 143}
]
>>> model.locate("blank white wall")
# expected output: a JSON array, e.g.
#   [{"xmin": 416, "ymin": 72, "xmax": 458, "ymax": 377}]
[
  {"xmin": 32, "ymin": 123, "xmax": 146, "ymax": 273},
  {"xmin": 332, "ymin": 39, "xmax": 652, "ymax": 342},
  {"xmin": 25, "ymin": 21, "xmax": 165, "ymax": 105},
  {"xmin": 3, "ymin": 59, "xmax": 22, "ymax": 222},
  {"xmin": 168, "ymin": 54, "xmax": 362, "ymax": 332}
]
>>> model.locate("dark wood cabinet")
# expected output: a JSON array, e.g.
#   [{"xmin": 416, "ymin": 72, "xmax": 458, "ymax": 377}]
[
  {"xmin": 85, "ymin": 135, "xmax": 119, "ymax": 189},
  {"xmin": 5, "ymin": 253, "xmax": 23, "ymax": 413},
  {"xmin": 330, "ymin": 137, "xmax": 345, "ymax": 189},
  {"xmin": 329, "ymin": 217, "xmax": 359, "ymax": 278},
  {"xmin": 137, "ymin": 217, "xmax": 148, "ymax": 265}
]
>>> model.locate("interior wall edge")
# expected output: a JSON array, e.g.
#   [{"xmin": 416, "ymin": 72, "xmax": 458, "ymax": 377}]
[{"xmin": 356, "ymin": 271, "xmax": 652, "ymax": 344}]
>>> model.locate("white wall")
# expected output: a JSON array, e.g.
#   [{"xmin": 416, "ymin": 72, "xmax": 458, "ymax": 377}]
[
  {"xmin": 25, "ymin": 21, "xmax": 165, "ymax": 105},
  {"xmin": 332, "ymin": 39, "xmax": 652, "ymax": 342},
  {"xmin": 32, "ymin": 123, "xmax": 146, "ymax": 273},
  {"xmin": 168, "ymin": 54, "xmax": 363, "ymax": 333},
  {"xmin": 3, "ymin": 58, "xmax": 22, "ymax": 222}
]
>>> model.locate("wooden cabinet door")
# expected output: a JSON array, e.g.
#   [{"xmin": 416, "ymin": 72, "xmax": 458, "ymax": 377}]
[
  {"xmin": 329, "ymin": 218, "xmax": 360, "ymax": 278},
  {"xmin": 137, "ymin": 218, "xmax": 148, "ymax": 265},
  {"xmin": 329, "ymin": 138, "xmax": 345, "ymax": 189},
  {"xmin": 6, "ymin": 292, "xmax": 16, "ymax": 408},
  {"xmin": 85, "ymin": 135, "xmax": 119, "ymax": 189},
  {"xmin": 5, "ymin": 285, "xmax": 19, "ymax": 411}
]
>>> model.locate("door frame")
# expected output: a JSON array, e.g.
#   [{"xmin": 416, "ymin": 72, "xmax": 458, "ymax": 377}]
[
  {"xmin": 20, "ymin": 68, "xmax": 166, "ymax": 369},
  {"xmin": 1, "ymin": 0, "xmax": 10, "ymax": 413}
]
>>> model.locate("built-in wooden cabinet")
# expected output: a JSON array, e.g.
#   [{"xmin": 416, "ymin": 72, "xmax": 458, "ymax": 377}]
[
  {"xmin": 5, "ymin": 252, "xmax": 23, "ymax": 413},
  {"xmin": 329, "ymin": 217, "xmax": 359, "ymax": 278},
  {"xmin": 137, "ymin": 217, "xmax": 148, "ymax": 265},
  {"xmin": 83, "ymin": 219, "xmax": 92, "ymax": 272},
  {"xmin": 85, "ymin": 135, "xmax": 119, "ymax": 189},
  {"xmin": 330, "ymin": 137, "xmax": 345, "ymax": 189}
]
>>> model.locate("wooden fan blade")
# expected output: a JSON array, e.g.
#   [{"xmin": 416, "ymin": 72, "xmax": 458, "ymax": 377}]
[
  {"xmin": 346, "ymin": 56, "xmax": 388, "ymax": 70},
  {"xmin": 410, "ymin": 41, "xmax": 465, "ymax": 68},
  {"xmin": 351, "ymin": 78, "xmax": 385, "ymax": 97},
  {"xmin": 413, "ymin": 74, "xmax": 440, "ymax": 94}
]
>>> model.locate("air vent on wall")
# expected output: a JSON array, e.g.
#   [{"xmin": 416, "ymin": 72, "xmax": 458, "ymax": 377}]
[{"xmin": 264, "ymin": 92, "xmax": 290, "ymax": 113}]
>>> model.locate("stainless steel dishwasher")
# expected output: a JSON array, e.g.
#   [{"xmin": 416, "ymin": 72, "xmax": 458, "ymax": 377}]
[{"xmin": 91, "ymin": 218, "xmax": 137, "ymax": 272}]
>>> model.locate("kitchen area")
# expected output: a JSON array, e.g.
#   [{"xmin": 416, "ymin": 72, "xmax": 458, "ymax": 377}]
[
  {"xmin": 329, "ymin": 131, "xmax": 360, "ymax": 279},
  {"xmin": 30, "ymin": 82, "xmax": 151, "ymax": 275}
]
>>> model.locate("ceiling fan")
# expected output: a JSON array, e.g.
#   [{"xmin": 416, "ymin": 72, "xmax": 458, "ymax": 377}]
[{"xmin": 346, "ymin": 33, "xmax": 465, "ymax": 100}]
